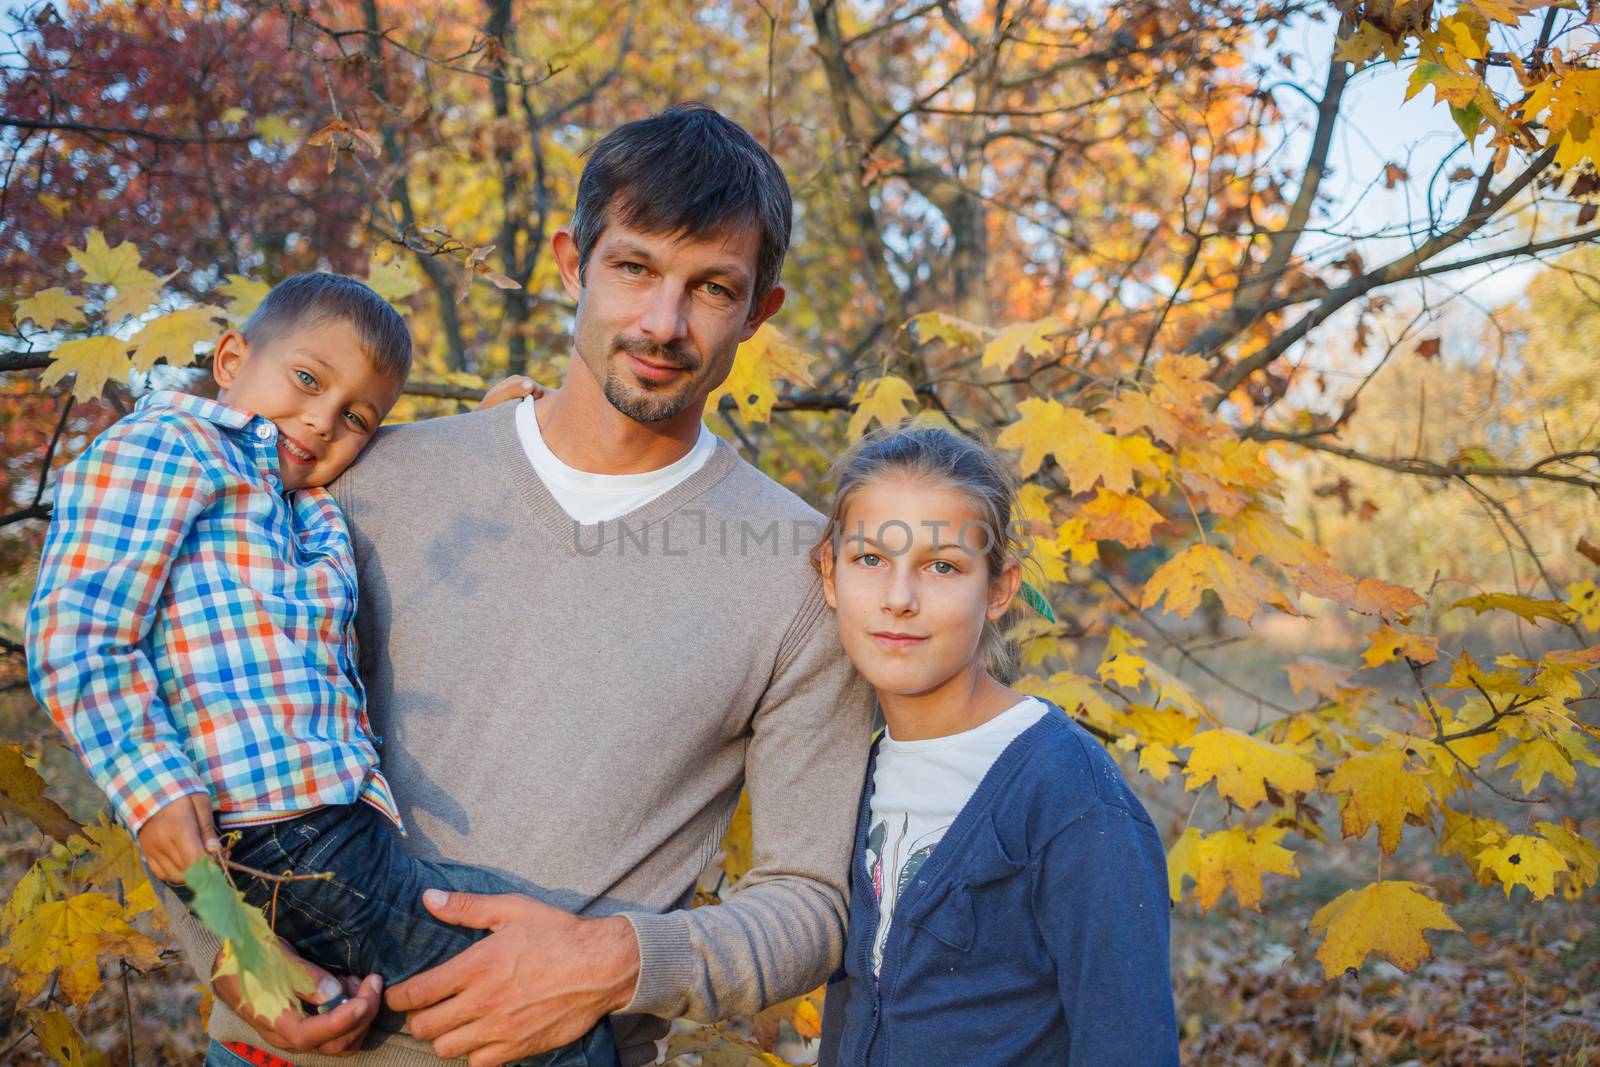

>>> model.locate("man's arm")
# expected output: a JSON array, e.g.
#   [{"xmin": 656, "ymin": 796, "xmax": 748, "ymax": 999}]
[{"xmin": 623, "ymin": 579, "xmax": 873, "ymax": 1019}]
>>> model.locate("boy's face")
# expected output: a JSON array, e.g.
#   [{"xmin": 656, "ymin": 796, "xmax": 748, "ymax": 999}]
[{"xmin": 212, "ymin": 316, "xmax": 405, "ymax": 492}]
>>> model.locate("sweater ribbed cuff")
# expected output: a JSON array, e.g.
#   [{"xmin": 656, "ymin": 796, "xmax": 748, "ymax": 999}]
[{"xmin": 620, "ymin": 909, "xmax": 695, "ymax": 1017}]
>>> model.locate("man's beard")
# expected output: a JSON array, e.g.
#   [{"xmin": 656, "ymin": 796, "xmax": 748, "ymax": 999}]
[{"xmin": 602, "ymin": 335, "xmax": 699, "ymax": 423}]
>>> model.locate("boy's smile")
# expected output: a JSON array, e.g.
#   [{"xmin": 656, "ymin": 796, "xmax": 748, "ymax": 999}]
[{"xmin": 212, "ymin": 317, "xmax": 406, "ymax": 491}]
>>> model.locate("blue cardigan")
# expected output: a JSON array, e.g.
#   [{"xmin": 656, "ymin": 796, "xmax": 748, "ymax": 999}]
[{"xmin": 818, "ymin": 705, "xmax": 1180, "ymax": 1066}]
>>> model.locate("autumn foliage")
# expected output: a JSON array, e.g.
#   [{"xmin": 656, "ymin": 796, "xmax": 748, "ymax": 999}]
[{"xmin": 3, "ymin": 0, "xmax": 1600, "ymax": 1064}]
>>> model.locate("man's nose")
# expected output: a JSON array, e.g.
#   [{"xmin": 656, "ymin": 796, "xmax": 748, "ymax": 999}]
[{"xmin": 637, "ymin": 281, "xmax": 689, "ymax": 344}]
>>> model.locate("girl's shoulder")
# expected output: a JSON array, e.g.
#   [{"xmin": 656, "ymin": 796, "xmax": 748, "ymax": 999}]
[{"xmin": 992, "ymin": 704, "xmax": 1157, "ymax": 848}]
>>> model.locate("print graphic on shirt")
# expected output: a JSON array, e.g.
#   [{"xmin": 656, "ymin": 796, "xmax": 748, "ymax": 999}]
[{"xmin": 868, "ymin": 813, "xmax": 949, "ymax": 972}]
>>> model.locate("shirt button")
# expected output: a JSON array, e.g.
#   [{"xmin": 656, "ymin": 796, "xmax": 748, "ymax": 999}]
[{"xmin": 256, "ymin": 424, "xmax": 274, "ymax": 440}]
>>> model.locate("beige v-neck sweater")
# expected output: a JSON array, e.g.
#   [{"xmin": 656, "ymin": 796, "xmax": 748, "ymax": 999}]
[{"xmin": 163, "ymin": 402, "xmax": 874, "ymax": 1065}]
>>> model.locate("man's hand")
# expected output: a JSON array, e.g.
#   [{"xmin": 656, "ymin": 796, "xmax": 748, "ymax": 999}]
[
  {"xmin": 386, "ymin": 890, "xmax": 640, "ymax": 1067},
  {"xmin": 137, "ymin": 794, "xmax": 221, "ymax": 883},
  {"xmin": 478, "ymin": 376, "xmax": 545, "ymax": 410},
  {"xmin": 211, "ymin": 941, "xmax": 382, "ymax": 1056}
]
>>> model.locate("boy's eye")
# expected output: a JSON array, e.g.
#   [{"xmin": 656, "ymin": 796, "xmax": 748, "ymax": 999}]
[
  {"xmin": 295, "ymin": 369, "xmax": 318, "ymax": 388},
  {"xmin": 343, "ymin": 411, "xmax": 369, "ymax": 432}
]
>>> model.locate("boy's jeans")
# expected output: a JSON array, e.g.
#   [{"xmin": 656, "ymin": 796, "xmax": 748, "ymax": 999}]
[{"xmin": 173, "ymin": 801, "xmax": 617, "ymax": 1067}]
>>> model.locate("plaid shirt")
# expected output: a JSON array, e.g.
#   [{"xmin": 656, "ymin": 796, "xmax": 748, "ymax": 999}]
[{"xmin": 26, "ymin": 390, "xmax": 399, "ymax": 834}]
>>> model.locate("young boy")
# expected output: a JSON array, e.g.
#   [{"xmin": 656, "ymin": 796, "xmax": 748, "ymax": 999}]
[{"xmin": 25, "ymin": 273, "xmax": 612, "ymax": 1067}]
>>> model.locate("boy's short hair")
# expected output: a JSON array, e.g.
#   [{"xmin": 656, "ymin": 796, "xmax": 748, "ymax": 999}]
[{"xmin": 240, "ymin": 272, "xmax": 412, "ymax": 382}]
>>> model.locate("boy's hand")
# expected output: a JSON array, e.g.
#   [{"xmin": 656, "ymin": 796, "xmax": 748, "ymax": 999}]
[
  {"xmin": 478, "ymin": 376, "xmax": 545, "ymax": 410},
  {"xmin": 138, "ymin": 794, "xmax": 221, "ymax": 884}
]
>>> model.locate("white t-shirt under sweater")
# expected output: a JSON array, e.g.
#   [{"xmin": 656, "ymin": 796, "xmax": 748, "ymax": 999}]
[
  {"xmin": 514, "ymin": 395, "xmax": 718, "ymax": 523},
  {"xmin": 866, "ymin": 696, "xmax": 1051, "ymax": 973}
]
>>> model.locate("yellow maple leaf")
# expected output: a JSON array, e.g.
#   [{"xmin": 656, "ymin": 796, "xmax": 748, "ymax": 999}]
[
  {"xmin": 1476, "ymin": 834, "xmax": 1569, "ymax": 900},
  {"xmin": 0, "ymin": 743, "xmax": 83, "ymax": 843},
  {"xmin": 218, "ymin": 274, "xmax": 271, "ymax": 325},
  {"xmin": 1495, "ymin": 737, "xmax": 1577, "ymax": 794},
  {"xmin": 73, "ymin": 816, "xmax": 150, "ymax": 898},
  {"xmin": 1096, "ymin": 624, "xmax": 1147, "ymax": 688},
  {"xmin": 719, "ymin": 790, "xmax": 753, "ymax": 884},
  {"xmin": 104, "ymin": 282, "xmax": 162, "ymax": 323},
  {"xmin": 1534, "ymin": 820, "xmax": 1600, "ymax": 899},
  {"xmin": 367, "ymin": 252, "xmax": 424, "ymax": 304},
  {"xmin": 995, "ymin": 397, "xmax": 1085, "ymax": 478},
  {"xmin": 70, "ymin": 229, "xmax": 156, "ymax": 289},
  {"xmin": 1077, "ymin": 489, "xmax": 1165, "ymax": 548},
  {"xmin": 846, "ymin": 374, "xmax": 917, "ymax": 438},
  {"xmin": 981, "ymin": 315, "xmax": 1065, "ymax": 371},
  {"xmin": 1141, "ymin": 543, "xmax": 1295, "ymax": 623},
  {"xmin": 1309, "ymin": 880, "xmax": 1460, "ymax": 978},
  {"xmin": 709, "ymin": 325, "xmax": 816, "ymax": 424},
  {"xmin": 17, "ymin": 287, "xmax": 86, "ymax": 330},
  {"xmin": 1564, "ymin": 581, "xmax": 1600, "ymax": 629},
  {"xmin": 2, "ymin": 864, "xmax": 57, "ymax": 934},
  {"xmin": 24, "ymin": 1007, "xmax": 104, "ymax": 1067},
  {"xmin": 1438, "ymin": 807, "xmax": 1507, "ymax": 887},
  {"xmin": 1102, "ymin": 389, "xmax": 1187, "ymax": 448},
  {"xmin": 40, "ymin": 335, "xmax": 133, "ymax": 402},
  {"xmin": 1359, "ymin": 624, "xmax": 1440, "ymax": 668},
  {"xmin": 1182, "ymin": 727, "xmax": 1316, "ymax": 809},
  {"xmin": 1016, "ymin": 671, "xmax": 1118, "ymax": 735},
  {"xmin": 1449, "ymin": 592, "xmax": 1575, "ymax": 626},
  {"xmin": 1326, "ymin": 746, "xmax": 1434, "ymax": 853},
  {"xmin": 0, "ymin": 891, "xmax": 163, "ymax": 1007},
  {"xmin": 129, "ymin": 307, "xmax": 217, "ymax": 372},
  {"xmin": 1167, "ymin": 824, "xmax": 1298, "ymax": 911},
  {"xmin": 907, "ymin": 310, "xmax": 985, "ymax": 350}
]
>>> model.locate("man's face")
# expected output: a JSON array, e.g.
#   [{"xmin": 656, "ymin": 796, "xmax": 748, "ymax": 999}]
[
  {"xmin": 561, "ymin": 218, "xmax": 779, "ymax": 424},
  {"xmin": 213, "ymin": 317, "xmax": 405, "ymax": 491}
]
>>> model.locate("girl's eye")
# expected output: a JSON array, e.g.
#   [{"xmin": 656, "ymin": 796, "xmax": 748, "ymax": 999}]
[
  {"xmin": 930, "ymin": 560, "xmax": 956, "ymax": 575},
  {"xmin": 295, "ymin": 369, "xmax": 318, "ymax": 388},
  {"xmin": 858, "ymin": 553, "xmax": 883, "ymax": 567}
]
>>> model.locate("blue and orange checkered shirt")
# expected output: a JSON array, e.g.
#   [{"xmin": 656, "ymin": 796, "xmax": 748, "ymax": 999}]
[{"xmin": 25, "ymin": 390, "xmax": 399, "ymax": 834}]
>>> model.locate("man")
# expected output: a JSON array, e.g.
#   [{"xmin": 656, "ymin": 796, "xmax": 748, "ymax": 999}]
[{"xmin": 166, "ymin": 103, "xmax": 873, "ymax": 1067}]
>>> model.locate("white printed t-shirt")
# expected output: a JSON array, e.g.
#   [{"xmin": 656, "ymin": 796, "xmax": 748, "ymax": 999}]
[
  {"xmin": 514, "ymin": 395, "xmax": 718, "ymax": 524},
  {"xmin": 866, "ymin": 696, "xmax": 1051, "ymax": 974}
]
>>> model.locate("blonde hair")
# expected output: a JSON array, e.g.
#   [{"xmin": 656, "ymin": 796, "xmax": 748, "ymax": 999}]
[{"xmin": 811, "ymin": 423, "xmax": 1025, "ymax": 683}]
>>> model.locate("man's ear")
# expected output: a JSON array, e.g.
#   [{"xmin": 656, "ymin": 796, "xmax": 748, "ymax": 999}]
[
  {"xmin": 738, "ymin": 284, "xmax": 786, "ymax": 343},
  {"xmin": 552, "ymin": 229, "xmax": 583, "ymax": 303},
  {"xmin": 987, "ymin": 558, "xmax": 1023, "ymax": 621},
  {"xmin": 211, "ymin": 331, "xmax": 249, "ymax": 393}
]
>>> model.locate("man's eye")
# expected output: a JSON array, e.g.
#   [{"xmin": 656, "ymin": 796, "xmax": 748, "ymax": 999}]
[
  {"xmin": 705, "ymin": 282, "xmax": 728, "ymax": 297},
  {"xmin": 620, "ymin": 262, "xmax": 646, "ymax": 276}
]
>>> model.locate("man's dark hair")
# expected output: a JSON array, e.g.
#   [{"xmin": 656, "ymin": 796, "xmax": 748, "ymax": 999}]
[
  {"xmin": 240, "ymin": 272, "xmax": 412, "ymax": 381},
  {"xmin": 570, "ymin": 103, "xmax": 793, "ymax": 313}
]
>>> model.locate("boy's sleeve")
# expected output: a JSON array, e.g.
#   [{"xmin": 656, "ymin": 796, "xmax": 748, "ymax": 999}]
[
  {"xmin": 24, "ymin": 417, "xmax": 219, "ymax": 833},
  {"xmin": 1035, "ymin": 802, "xmax": 1181, "ymax": 1067},
  {"xmin": 621, "ymin": 579, "xmax": 874, "ymax": 1021}
]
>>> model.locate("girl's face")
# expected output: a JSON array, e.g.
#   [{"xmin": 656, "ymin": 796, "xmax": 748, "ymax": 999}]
[{"xmin": 821, "ymin": 474, "xmax": 1019, "ymax": 700}]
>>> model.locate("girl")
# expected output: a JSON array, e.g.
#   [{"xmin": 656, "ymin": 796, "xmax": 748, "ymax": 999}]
[{"xmin": 813, "ymin": 425, "xmax": 1179, "ymax": 1066}]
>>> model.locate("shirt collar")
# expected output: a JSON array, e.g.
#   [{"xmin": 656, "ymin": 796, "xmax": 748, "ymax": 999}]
[{"xmin": 136, "ymin": 389, "xmax": 258, "ymax": 432}]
